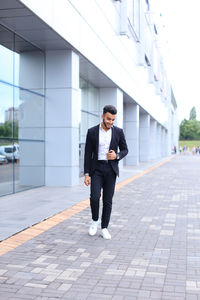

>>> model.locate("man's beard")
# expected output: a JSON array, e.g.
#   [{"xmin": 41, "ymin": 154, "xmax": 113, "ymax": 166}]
[{"xmin": 103, "ymin": 119, "xmax": 109, "ymax": 129}]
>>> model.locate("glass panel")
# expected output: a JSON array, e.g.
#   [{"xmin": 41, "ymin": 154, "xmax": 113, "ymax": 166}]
[
  {"xmin": 0, "ymin": 139, "xmax": 14, "ymax": 195},
  {"xmin": 14, "ymin": 88, "xmax": 45, "ymax": 141},
  {"xmin": 0, "ymin": 24, "xmax": 45, "ymax": 196},
  {"xmin": 0, "ymin": 82, "xmax": 14, "ymax": 138},
  {"xmin": 79, "ymin": 78, "xmax": 100, "ymax": 176},
  {"xmin": 80, "ymin": 78, "xmax": 100, "ymax": 143},
  {"xmin": 14, "ymin": 87, "xmax": 45, "ymax": 192},
  {"xmin": 14, "ymin": 139, "xmax": 44, "ymax": 193}
]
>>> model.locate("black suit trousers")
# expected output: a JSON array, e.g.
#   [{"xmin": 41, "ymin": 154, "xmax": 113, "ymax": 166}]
[{"xmin": 90, "ymin": 161, "xmax": 116, "ymax": 229}]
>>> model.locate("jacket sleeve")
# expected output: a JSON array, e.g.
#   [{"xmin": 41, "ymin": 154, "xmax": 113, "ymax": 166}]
[
  {"xmin": 117, "ymin": 129, "xmax": 128, "ymax": 160},
  {"xmin": 84, "ymin": 130, "xmax": 92, "ymax": 175}
]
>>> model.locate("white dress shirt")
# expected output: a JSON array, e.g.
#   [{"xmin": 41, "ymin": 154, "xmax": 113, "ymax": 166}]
[{"xmin": 98, "ymin": 124, "xmax": 112, "ymax": 160}]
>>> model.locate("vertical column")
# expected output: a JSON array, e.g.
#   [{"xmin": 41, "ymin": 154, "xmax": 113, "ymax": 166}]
[
  {"xmin": 18, "ymin": 50, "xmax": 45, "ymax": 186},
  {"xmin": 161, "ymin": 128, "xmax": 165, "ymax": 157},
  {"xmin": 164, "ymin": 129, "xmax": 168, "ymax": 156},
  {"xmin": 150, "ymin": 119, "xmax": 157, "ymax": 160},
  {"xmin": 156, "ymin": 124, "xmax": 162, "ymax": 158},
  {"xmin": 139, "ymin": 113, "xmax": 150, "ymax": 162},
  {"xmin": 163, "ymin": 128, "xmax": 168, "ymax": 156},
  {"xmin": 173, "ymin": 110, "xmax": 179, "ymax": 153},
  {"xmin": 45, "ymin": 50, "xmax": 80, "ymax": 186},
  {"xmin": 124, "ymin": 103, "xmax": 139, "ymax": 165},
  {"xmin": 167, "ymin": 84, "xmax": 173, "ymax": 156},
  {"xmin": 166, "ymin": 110, "xmax": 172, "ymax": 156}
]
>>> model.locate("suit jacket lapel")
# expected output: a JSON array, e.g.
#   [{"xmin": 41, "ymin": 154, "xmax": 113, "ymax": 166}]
[{"xmin": 95, "ymin": 124, "xmax": 99, "ymax": 152}]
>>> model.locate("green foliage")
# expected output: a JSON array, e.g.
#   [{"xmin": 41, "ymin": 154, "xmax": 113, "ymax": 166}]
[
  {"xmin": 180, "ymin": 118, "xmax": 200, "ymax": 140},
  {"xmin": 0, "ymin": 121, "xmax": 18, "ymax": 139},
  {"xmin": 180, "ymin": 106, "xmax": 200, "ymax": 140},
  {"xmin": 189, "ymin": 106, "xmax": 197, "ymax": 120}
]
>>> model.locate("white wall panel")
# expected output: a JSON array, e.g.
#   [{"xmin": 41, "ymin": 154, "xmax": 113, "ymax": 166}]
[{"xmin": 19, "ymin": 0, "xmax": 168, "ymax": 126}]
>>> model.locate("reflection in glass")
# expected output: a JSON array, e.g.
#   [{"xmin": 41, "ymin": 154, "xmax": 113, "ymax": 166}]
[
  {"xmin": 0, "ymin": 24, "xmax": 45, "ymax": 196},
  {"xmin": 15, "ymin": 88, "xmax": 45, "ymax": 141},
  {"xmin": 79, "ymin": 78, "xmax": 100, "ymax": 175},
  {"xmin": 14, "ymin": 88, "xmax": 45, "ymax": 192},
  {"xmin": 0, "ymin": 82, "xmax": 13, "ymax": 139},
  {"xmin": 14, "ymin": 139, "xmax": 44, "ymax": 193},
  {"xmin": 0, "ymin": 139, "xmax": 14, "ymax": 195},
  {"xmin": 80, "ymin": 78, "xmax": 100, "ymax": 143}
]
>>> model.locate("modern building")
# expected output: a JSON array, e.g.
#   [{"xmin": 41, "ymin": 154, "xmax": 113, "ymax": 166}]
[
  {"xmin": 0, "ymin": 0, "xmax": 179, "ymax": 196},
  {"xmin": 5, "ymin": 107, "xmax": 19, "ymax": 122}
]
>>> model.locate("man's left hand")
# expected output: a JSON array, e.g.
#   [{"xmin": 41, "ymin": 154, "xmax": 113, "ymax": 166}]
[{"xmin": 107, "ymin": 150, "xmax": 117, "ymax": 160}]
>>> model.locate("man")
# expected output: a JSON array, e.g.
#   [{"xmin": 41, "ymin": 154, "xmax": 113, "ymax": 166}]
[{"xmin": 84, "ymin": 105, "xmax": 128, "ymax": 239}]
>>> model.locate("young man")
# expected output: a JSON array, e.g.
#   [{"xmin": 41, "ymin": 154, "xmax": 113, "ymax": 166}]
[{"xmin": 84, "ymin": 105, "xmax": 128, "ymax": 239}]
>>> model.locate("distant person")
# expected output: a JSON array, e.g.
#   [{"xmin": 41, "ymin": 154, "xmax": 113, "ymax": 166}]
[
  {"xmin": 174, "ymin": 146, "xmax": 177, "ymax": 154},
  {"xmin": 84, "ymin": 105, "xmax": 128, "ymax": 239},
  {"xmin": 192, "ymin": 146, "xmax": 196, "ymax": 155},
  {"xmin": 179, "ymin": 146, "xmax": 182, "ymax": 154}
]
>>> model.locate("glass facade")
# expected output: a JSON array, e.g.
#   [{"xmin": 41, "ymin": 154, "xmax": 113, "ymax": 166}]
[
  {"xmin": 0, "ymin": 24, "xmax": 45, "ymax": 196},
  {"xmin": 79, "ymin": 78, "xmax": 100, "ymax": 175}
]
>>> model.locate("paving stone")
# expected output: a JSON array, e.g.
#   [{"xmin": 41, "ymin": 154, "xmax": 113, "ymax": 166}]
[{"xmin": 111, "ymin": 296, "xmax": 124, "ymax": 300}]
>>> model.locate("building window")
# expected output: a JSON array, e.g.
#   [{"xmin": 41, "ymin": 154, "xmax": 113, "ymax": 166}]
[
  {"xmin": 79, "ymin": 78, "xmax": 100, "ymax": 175},
  {"xmin": 153, "ymin": 42, "xmax": 159, "ymax": 81},
  {"xmin": 0, "ymin": 24, "xmax": 45, "ymax": 196},
  {"xmin": 145, "ymin": 54, "xmax": 151, "ymax": 66},
  {"xmin": 127, "ymin": 0, "xmax": 140, "ymax": 40}
]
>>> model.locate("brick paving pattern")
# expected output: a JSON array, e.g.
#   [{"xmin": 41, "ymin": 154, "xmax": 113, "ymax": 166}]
[{"xmin": 0, "ymin": 155, "xmax": 200, "ymax": 299}]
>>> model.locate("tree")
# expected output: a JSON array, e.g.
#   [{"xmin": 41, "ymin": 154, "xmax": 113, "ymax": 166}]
[
  {"xmin": 3, "ymin": 121, "xmax": 12, "ymax": 138},
  {"xmin": 180, "ymin": 119, "xmax": 200, "ymax": 140},
  {"xmin": 0, "ymin": 121, "xmax": 18, "ymax": 139},
  {"xmin": 189, "ymin": 106, "xmax": 196, "ymax": 120},
  {"xmin": 179, "ymin": 119, "xmax": 188, "ymax": 140},
  {"xmin": 0, "ymin": 125, "xmax": 5, "ymax": 137}
]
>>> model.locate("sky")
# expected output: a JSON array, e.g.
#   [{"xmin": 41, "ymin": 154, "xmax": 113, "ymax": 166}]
[{"xmin": 151, "ymin": 0, "xmax": 200, "ymax": 123}]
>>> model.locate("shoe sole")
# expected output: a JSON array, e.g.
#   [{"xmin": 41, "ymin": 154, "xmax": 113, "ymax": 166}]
[
  {"xmin": 88, "ymin": 233, "xmax": 96, "ymax": 236},
  {"xmin": 88, "ymin": 230, "xmax": 97, "ymax": 236}
]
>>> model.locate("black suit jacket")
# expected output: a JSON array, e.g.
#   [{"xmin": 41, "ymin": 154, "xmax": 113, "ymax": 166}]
[{"xmin": 84, "ymin": 124, "xmax": 128, "ymax": 177}]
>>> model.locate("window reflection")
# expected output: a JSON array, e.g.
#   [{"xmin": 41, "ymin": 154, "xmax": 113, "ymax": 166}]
[
  {"xmin": 79, "ymin": 78, "xmax": 100, "ymax": 175},
  {"xmin": 0, "ymin": 24, "xmax": 45, "ymax": 196},
  {"xmin": 0, "ymin": 83, "xmax": 13, "ymax": 138}
]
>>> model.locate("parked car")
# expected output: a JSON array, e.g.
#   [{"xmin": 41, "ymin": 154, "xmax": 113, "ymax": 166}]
[
  {"xmin": 0, "ymin": 144, "xmax": 19, "ymax": 162},
  {"xmin": 0, "ymin": 154, "xmax": 8, "ymax": 165}
]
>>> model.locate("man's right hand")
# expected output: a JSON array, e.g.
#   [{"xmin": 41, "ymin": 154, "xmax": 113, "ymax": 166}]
[{"xmin": 84, "ymin": 174, "xmax": 91, "ymax": 186}]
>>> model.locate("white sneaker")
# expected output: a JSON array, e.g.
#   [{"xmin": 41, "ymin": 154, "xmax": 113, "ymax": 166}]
[
  {"xmin": 88, "ymin": 220, "xmax": 99, "ymax": 236},
  {"xmin": 101, "ymin": 228, "xmax": 111, "ymax": 240}
]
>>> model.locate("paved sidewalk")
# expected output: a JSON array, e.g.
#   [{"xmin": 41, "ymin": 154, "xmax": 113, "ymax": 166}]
[
  {"xmin": 1, "ymin": 155, "xmax": 200, "ymax": 299},
  {"xmin": 0, "ymin": 157, "xmax": 170, "ymax": 241}
]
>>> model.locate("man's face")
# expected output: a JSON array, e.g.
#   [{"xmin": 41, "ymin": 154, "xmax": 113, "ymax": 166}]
[{"xmin": 102, "ymin": 112, "xmax": 116, "ymax": 129}]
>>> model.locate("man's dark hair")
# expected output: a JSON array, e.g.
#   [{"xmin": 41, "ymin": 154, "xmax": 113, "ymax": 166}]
[{"xmin": 103, "ymin": 105, "xmax": 117, "ymax": 115}]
